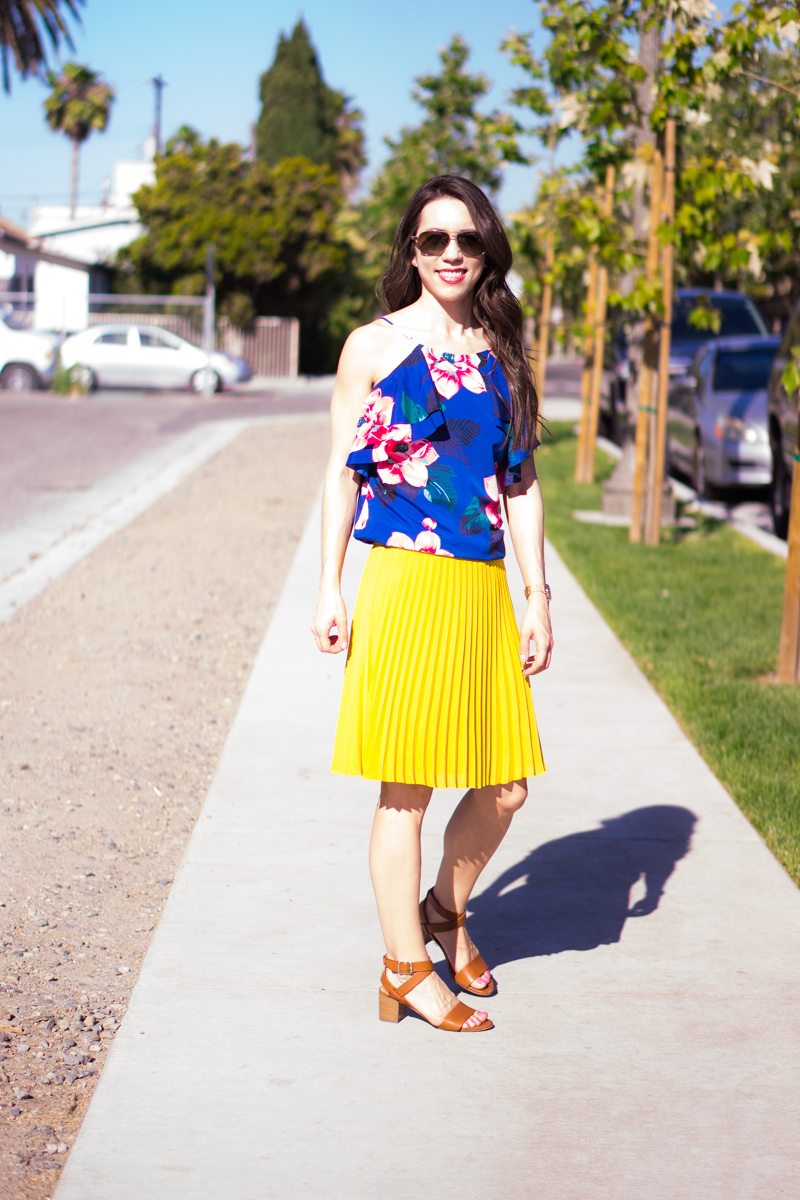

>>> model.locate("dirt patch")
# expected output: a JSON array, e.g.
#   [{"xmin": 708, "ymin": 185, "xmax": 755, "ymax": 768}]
[{"xmin": 0, "ymin": 419, "xmax": 329, "ymax": 1198}]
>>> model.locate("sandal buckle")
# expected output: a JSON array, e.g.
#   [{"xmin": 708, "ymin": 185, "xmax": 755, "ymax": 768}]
[{"xmin": 396, "ymin": 961, "xmax": 413, "ymax": 976}]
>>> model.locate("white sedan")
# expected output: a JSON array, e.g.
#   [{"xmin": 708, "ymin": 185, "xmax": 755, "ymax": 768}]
[{"xmin": 59, "ymin": 324, "xmax": 251, "ymax": 392}]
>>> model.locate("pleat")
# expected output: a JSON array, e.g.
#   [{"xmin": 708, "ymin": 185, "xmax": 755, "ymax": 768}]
[{"xmin": 331, "ymin": 546, "xmax": 545, "ymax": 788}]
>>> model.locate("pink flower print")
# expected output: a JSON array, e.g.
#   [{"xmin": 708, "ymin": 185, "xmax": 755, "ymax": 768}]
[
  {"xmin": 354, "ymin": 480, "xmax": 374, "ymax": 531},
  {"xmin": 423, "ymin": 348, "xmax": 487, "ymax": 400},
  {"xmin": 386, "ymin": 518, "xmax": 453, "ymax": 556},
  {"xmin": 483, "ymin": 475, "xmax": 504, "ymax": 529},
  {"xmin": 351, "ymin": 388, "xmax": 394, "ymax": 452},
  {"xmin": 373, "ymin": 427, "xmax": 439, "ymax": 487}
]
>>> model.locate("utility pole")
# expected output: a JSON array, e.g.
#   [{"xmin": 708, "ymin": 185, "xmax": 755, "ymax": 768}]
[
  {"xmin": 203, "ymin": 243, "xmax": 216, "ymax": 397},
  {"xmin": 151, "ymin": 75, "xmax": 166, "ymax": 155}
]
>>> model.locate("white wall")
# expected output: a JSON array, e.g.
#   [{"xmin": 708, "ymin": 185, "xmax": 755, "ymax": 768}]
[
  {"xmin": 0, "ymin": 249, "xmax": 16, "ymax": 283},
  {"xmin": 28, "ymin": 210, "xmax": 144, "ymax": 266},
  {"xmin": 28, "ymin": 150, "xmax": 155, "ymax": 268},
  {"xmin": 34, "ymin": 260, "xmax": 88, "ymax": 332}
]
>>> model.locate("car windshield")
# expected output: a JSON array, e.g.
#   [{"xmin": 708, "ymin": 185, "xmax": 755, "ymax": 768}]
[
  {"xmin": 712, "ymin": 348, "xmax": 776, "ymax": 391},
  {"xmin": 672, "ymin": 296, "xmax": 766, "ymax": 340}
]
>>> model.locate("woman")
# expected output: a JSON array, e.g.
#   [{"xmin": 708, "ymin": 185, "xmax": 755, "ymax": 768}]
[{"xmin": 312, "ymin": 175, "xmax": 553, "ymax": 1034}]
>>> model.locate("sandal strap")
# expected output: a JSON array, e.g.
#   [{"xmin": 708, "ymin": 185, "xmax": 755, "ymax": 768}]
[
  {"xmin": 382, "ymin": 956, "xmax": 434, "ymax": 1000},
  {"xmin": 422, "ymin": 888, "xmax": 466, "ymax": 933},
  {"xmin": 438, "ymin": 1000, "xmax": 480, "ymax": 1032},
  {"xmin": 453, "ymin": 952, "xmax": 490, "ymax": 991}
]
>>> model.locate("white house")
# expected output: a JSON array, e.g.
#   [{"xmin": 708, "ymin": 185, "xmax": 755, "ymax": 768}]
[
  {"xmin": 28, "ymin": 141, "xmax": 156, "ymax": 273},
  {"xmin": 0, "ymin": 214, "xmax": 89, "ymax": 333},
  {"xmin": 0, "ymin": 142, "xmax": 156, "ymax": 334}
]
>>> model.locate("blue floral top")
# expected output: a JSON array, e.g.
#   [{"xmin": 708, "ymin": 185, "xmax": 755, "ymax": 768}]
[{"xmin": 346, "ymin": 327, "xmax": 532, "ymax": 562}]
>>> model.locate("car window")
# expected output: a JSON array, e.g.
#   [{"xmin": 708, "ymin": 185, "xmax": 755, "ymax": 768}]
[
  {"xmin": 712, "ymin": 347, "xmax": 777, "ymax": 390},
  {"xmin": 139, "ymin": 328, "xmax": 178, "ymax": 349},
  {"xmin": 95, "ymin": 331, "xmax": 128, "ymax": 345},
  {"xmin": 672, "ymin": 296, "xmax": 767, "ymax": 340}
]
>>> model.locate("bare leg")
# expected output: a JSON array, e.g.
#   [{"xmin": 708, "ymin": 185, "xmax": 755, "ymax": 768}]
[
  {"xmin": 427, "ymin": 779, "xmax": 528, "ymax": 988},
  {"xmin": 370, "ymin": 781, "xmax": 487, "ymax": 1029}
]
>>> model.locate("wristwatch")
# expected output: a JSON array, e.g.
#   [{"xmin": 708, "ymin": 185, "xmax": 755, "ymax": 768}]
[{"xmin": 525, "ymin": 583, "xmax": 551, "ymax": 602}]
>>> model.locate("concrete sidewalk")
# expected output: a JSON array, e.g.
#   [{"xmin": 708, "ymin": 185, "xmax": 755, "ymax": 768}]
[{"xmin": 55, "ymin": 497, "xmax": 800, "ymax": 1199}]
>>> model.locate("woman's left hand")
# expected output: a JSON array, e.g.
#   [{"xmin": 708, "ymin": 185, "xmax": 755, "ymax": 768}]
[{"xmin": 519, "ymin": 593, "xmax": 553, "ymax": 677}]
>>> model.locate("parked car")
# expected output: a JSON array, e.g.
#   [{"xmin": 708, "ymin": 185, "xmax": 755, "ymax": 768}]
[
  {"xmin": 767, "ymin": 300, "xmax": 800, "ymax": 538},
  {"xmin": 59, "ymin": 324, "xmax": 252, "ymax": 392},
  {"xmin": 667, "ymin": 335, "xmax": 779, "ymax": 495},
  {"xmin": 605, "ymin": 289, "xmax": 768, "ymax": 434},
  {"xmin": 0, "ymin": 306, "xmax": 59, "ymax": 390}
]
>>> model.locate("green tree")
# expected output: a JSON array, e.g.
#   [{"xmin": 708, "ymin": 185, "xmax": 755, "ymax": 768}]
[
  {"xmin": 255, "ymin": 19, "xmax": 365, "ymax": 193},
  {"xmin": 362, "ymin": 35, "xmax": 525, "ymax": 284},
  {"xmin": 677, "ymin": 44, "xmax": 800, "ymax": 325},
  {"xmin": 44, "ymin": 61, "xmax": 115, "ymax": 216},
  {"xmin": 505, "ymin": 0, "xmax": 799, "ymax": 323},
  {"xmin": 118, "ymin": 127, "xmax": 358, "ymax": 372},
  {"xmin": 0, "ymin": 0, "xmax": 81, "ymax": 91}
]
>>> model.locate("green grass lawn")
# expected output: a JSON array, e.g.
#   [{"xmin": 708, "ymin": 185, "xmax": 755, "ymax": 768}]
[{"xmin": 536, "ymin": 423, "xmax": 800, "ymax": 886}]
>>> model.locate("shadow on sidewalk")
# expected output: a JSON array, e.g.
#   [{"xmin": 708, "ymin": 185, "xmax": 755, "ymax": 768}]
[{"xmin": 466, "ymin": 805, "xmax": 696, "ymax": 968}]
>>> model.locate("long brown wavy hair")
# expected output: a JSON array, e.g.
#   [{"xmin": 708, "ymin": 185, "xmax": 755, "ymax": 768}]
[{"xmin": 379, "ymin": 175, "xmax": 538, "ymax": 452}]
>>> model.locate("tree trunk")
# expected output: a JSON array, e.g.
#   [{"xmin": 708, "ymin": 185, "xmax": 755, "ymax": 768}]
[
  {"xmin": 602, "ymin": 6, "xmax": 661, "ymax": 516},
  {"xmin": 70, "ymin": 139, "xmax": 80, "ymax": 219}
]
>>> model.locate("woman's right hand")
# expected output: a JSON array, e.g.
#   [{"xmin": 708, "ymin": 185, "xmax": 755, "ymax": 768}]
[{"xmin": 311, "ymin": 589, "xmax": 349, "ymax": 654}]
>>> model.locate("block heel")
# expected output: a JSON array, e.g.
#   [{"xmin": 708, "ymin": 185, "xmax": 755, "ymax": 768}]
[
  {"xmin": 379, "ymin": 956, "xmax": 493, "ymax": 1033},
  {"xmin": 378, "ymin": 989, "xmax": 407, "ymax": 1023}
]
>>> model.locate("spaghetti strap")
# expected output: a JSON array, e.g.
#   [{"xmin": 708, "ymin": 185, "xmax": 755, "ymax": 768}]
[{"xmin": 379, "ymin": 316, "xmax": 415, "ymax": 341}]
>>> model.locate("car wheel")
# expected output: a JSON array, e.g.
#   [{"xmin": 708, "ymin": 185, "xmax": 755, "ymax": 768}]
[
  {"xmin": 190, "ymin": 368, "xmax": 221, "ymax": 394},
  {"xmin": 1, "ymin": 363, "xmax": 38, "ymax": 392},
  {"xmin": 72, "ymin": 364, "xmax": 96, "ymax": 392},
  {"xmin": 770, "ymin": 436, "xmax": 791, "ymax": 540},
  {"xmin": 691, "ymin": 432, "xmax": 710, "ymax": 498}
]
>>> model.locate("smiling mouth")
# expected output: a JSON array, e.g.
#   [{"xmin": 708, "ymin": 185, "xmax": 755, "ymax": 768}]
[{"xmin": 437, "ymin": 269, "xmax": 467, "ymax": 283}]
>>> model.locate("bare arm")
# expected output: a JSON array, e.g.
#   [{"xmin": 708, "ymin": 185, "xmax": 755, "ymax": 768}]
[
  {"xmin": 504, "ymin": 454, "xmax": 554, "ymax": 677},
  {"xmin": 311, "ymin": 327, "xmax": 379, "ymax": 655}
]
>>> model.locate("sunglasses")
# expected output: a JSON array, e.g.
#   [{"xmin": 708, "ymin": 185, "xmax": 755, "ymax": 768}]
[{"xmin": 412, "ymin": 229, "xmax": 486, "ymax": 258}]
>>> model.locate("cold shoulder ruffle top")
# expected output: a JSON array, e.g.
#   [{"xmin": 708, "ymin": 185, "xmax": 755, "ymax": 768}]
[{"xmin": 346, "ymin": 322, "xmax": 533, "ymax": 562}]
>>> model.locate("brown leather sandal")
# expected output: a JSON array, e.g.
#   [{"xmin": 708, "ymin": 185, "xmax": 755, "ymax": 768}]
[
  {"xmin": 379, "ymin": 956, "xmax": 493, "ymax": 1032},
  {"xmin": 419, "ymin": 887, "xmax": 497, "ymax": 997}
]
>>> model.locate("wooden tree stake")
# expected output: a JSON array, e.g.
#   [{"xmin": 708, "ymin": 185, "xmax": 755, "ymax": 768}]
[
  {"xmin": 585, "ymin": 164, "xmax": 616, "ymax": 484},
  {"xmin": 777, "ymin": 416, "xmax": 800, "ymax": 682},
  {"xmin": 646, "ymin": 118, "xmax": 676, "ymax": 547},
  {"xmin": 630, "ymin": 151, "xmax": 664, "ymax": 543},
  {"xmin": 575, "ymin": 251, "xmax": 598, "ymax": 483},
  {"xmin": 534, "ymin": 232, "xmax": 555, "ymax": 433}
]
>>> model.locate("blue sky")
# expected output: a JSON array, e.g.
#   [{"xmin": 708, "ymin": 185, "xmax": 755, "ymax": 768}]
[{"xmin": 0, "ymin": 0, "xmax": 567, "ymax": 226}]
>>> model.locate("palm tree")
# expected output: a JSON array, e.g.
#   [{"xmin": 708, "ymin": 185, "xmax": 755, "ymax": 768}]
[
  {"xmin": 44, "ymin": 61, "xmax": 115, "ymax": 217},
  {"xmin": 0, "ymin": 0, "xmax": 82, "ymax": 92}
]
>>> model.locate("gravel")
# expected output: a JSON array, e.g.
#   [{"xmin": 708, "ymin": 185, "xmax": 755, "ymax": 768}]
[{"xmin": 0, "ymin": 420, "xmax": 328, "ymax": 1198}]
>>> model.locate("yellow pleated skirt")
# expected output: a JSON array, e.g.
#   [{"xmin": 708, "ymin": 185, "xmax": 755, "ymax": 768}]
[{"xmin": 331, "ymin": 545, "xmax": 545, "ymax": 789}]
